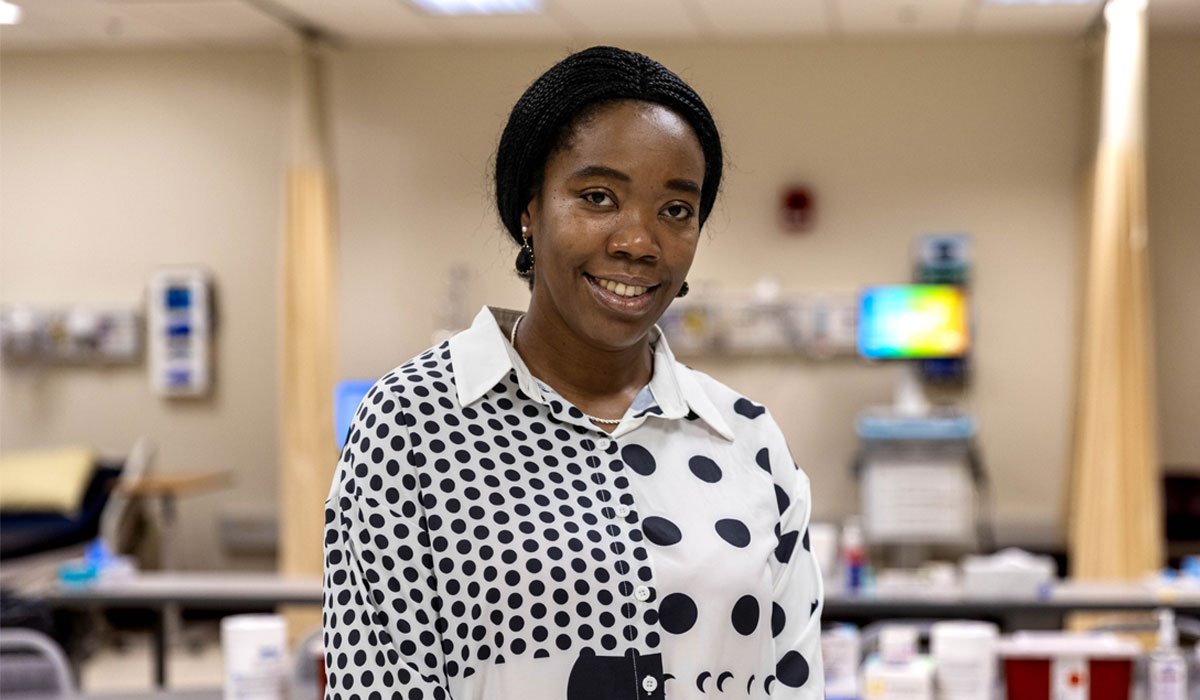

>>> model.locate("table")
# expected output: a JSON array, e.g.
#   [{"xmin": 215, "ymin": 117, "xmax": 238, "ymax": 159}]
[
  {"xmin": 39, "ymin": 572, "xmax": 321, "ymax": 688},
  {"xmin": 39, "ymin": 575, "xmax": 1200, "ymax": 688},
  {"xmin": 25, "ymin": 691, "xmax": 223, "ymax": 700},
  {"xmin": 824, "ymin": 580, "xmax": 1200, "ymax": 629}
]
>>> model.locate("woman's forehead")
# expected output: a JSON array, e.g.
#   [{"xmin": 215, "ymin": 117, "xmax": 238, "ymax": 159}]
[{"xmin": 552, "ymin": 102, "xmax": 704, "ymax": 173}]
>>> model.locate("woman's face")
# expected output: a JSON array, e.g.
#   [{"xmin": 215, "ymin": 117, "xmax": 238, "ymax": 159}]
[{"xmin": 523, "ymin": 100, "xmax": 706, "ymax": 351}]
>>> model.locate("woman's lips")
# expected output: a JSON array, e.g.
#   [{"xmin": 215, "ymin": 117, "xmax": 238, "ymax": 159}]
[{"xmin": 584, "ymin": 274, "xmax": 658, "ymax": 315}]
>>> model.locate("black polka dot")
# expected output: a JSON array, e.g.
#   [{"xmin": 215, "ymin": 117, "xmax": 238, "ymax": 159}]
[
  {"xmin": 775, "ymin": 530, "xmax": 798, "ymax": 563},
  {"xmin": 621, "ymin": 444, "xmax": 656, "ymax": 476},
  {"xmin": 642, "ymin": 516, "xmax": 682, "ymax": 546},
  {"xmin": 659, "ymin": 593, "xmax": 698, "ymax": 635},
  {"xmin": 734, "ymin": 398, "xmax": 766, "ymax": 419},
  {"xmin": 755, "ymin": 447, "xmax": 771, "ymax": 473},
  {"xmin": 775, "ymin": 484, "xmax": 790, "ymax": 515},
  {"xmin": 688, "ymin": 456, "xmax": 722, "ymax": 483},
  {"xmin": 731, "ymin": 595, "xmax": 759, "ymax": 636},
  {"xmin": 776, "ymin": 651, "xmax": 810, "ymax": 688},
  {"xmin": 715, "ymin": 519, "xmax": 751, "ymax": 548},
  {"xmin": 771, "ymin": 602, "xmax": 786, "ymax": 637}
]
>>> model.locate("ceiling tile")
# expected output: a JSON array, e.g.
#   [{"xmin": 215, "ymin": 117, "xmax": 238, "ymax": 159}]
[
  {"xmin": 108, "ymin": 1, "xmax": 293, "ymax": 45},
  {"xmin": 269, "ymin": 0, "xmax": 444, "ymax": 42},
  {"xmin": 969, "ymin": 2, "xmax": 1099, "ymax": 35},
  {"xmin": 421, "ymin": 10, "xmax": 572, "ymax": 41},
  {"xmin": 688, "ymin": 0, "xmax": 830, "ymax": 37},
  {"xmin": 1, "ymin": 0, "xmax": 180, "ymax": 50},
  {"xmin": 834, "ymin": 0, "xmax": 972, "ymax": 35},
  {"xmin": 550, "ymin": 0, "xmax": 704, "ymax": 40}
]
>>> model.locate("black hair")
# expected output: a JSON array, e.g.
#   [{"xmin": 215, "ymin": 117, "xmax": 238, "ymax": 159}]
[{"xmin": 494, "ymin": 45, "xmax": 723, "ymax": 278}]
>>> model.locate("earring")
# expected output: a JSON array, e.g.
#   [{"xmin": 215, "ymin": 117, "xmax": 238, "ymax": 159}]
[
  {"xmin": 515, "ymin": 227, "xmax": 534, "ymax": 277},
  {"xmin": 676, "ymin": 281, "xmax": 689, "ymax": 298}
]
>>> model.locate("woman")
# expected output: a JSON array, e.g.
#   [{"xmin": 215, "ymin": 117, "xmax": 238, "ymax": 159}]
[{"xmin": 324, "ymin": 46, "xmax": 824, "ymax": 700}]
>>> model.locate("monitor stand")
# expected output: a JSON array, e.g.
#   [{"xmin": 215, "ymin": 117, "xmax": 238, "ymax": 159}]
[{"xmin": 894, "ymin": 362, "xmax": 931, "ymax": 417}]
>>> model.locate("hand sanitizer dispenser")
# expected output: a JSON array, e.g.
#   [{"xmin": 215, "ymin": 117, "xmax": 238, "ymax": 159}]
[
  {"xmin": 147, "ymin": 268, "xmax": 213, "ymax": 397},
  {"xmin": 1149, "ymin": 608, "xmax": 1188, "ymax": 700}
]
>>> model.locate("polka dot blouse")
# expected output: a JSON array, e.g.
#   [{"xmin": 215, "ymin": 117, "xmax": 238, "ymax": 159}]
[{"xmin": 323, "ymin": 306, "xmax": 825, "ymax": 699}]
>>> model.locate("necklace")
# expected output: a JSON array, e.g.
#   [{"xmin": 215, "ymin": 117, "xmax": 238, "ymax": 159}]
[{"xmin": 509, "ymin": 314, "xmax": 623, "ymax": 425}]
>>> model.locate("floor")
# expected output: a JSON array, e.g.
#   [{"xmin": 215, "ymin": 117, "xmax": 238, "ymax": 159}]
[{"xmin": 81, "ymin": 629, "xmax": 224, "ymax": 693}]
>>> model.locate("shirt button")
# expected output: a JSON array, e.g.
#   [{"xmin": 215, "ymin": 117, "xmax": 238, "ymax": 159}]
[
  {"xmin": 642, "ymin": 675, "xmax": 658, "ymax": 693},
  {"xmin": 615, "ymin": 504, "xmax": 630, "ymax": 518},
  {"xmin": 634, "ymin": 585, "xmax": 651, "ymax": 602}
]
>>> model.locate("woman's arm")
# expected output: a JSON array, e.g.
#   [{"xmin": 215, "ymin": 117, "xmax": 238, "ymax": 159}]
[
  {"xmin": 763, "ymin": 412, "xmax": 825, "ymax": 698},
  {"xmin": 323, "ymin": 379, "xmax": 452, "ymax": 700}
]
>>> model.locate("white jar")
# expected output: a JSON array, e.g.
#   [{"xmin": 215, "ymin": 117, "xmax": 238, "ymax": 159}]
[
  {"xmin": 931, "ymin": 621, "xmax": 998, "ymax": 700},
  {"xmin": 221, "ymin": 614, "xmax": 288, "ymax": 700}
]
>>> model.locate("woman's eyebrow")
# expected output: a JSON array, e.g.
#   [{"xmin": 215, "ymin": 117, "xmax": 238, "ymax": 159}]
[
  {"xmin": 568, "ymin": 165, "xmax": 630, "ymax": 182},
  {"xmin": 569, "ymin": 165, "xmax": 700, "ymax": 196},
  {"xmin": 665, "ymin": 178, "xmax": 700, "ymax": 195}
]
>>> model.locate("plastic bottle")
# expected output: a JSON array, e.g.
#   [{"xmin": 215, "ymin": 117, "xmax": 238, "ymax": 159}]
[
  {"xmin": 842, "ymin": 517, "xmax": 866, "ymax": 594},
  {"xmin": 1149, "ymin": 608, "xmax": 1188, "ymax": 700}
]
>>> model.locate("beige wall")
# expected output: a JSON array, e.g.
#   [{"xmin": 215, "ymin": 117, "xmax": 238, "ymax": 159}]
[
  {"xmin": 0, "ymin": 50, "xmax": 289, "ymax": 569},
  {"xmin": 2, "ymin": 37, "xmax": 1196, "ymax": 568},
  {"xmin": 1148, "ymin": 37, "xmax": 1200, "ymax": 471}
]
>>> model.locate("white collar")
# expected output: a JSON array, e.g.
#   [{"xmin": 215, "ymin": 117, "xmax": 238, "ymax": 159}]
[{"xmin": 448, "ymin": 306, "xmax": 735, "ymax": 442}]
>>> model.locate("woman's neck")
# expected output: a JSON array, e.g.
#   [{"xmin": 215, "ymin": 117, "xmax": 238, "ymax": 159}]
[{"xmin": 508, "ymin": 303, "xmax": 652, "ymax": 423}]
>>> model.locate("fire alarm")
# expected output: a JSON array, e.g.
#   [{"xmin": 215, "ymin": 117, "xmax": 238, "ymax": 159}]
[{"xmin": 780, "ymin": 185, "xmax": 815, "ymax": 233}]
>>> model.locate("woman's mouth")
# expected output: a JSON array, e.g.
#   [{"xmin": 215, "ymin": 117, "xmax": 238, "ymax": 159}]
[{"xmin": 584, "ymin": 274, "xmax": 659, "ymax": 313}]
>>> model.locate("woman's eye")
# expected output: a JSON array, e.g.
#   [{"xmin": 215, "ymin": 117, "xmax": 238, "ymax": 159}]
[
  {"xmin": 582, "ymin": 192, "xmax": 614, "ymax": 207},
  {"xmin": 664, "ymin": 204, "xmax": 694, "ymax": 221}
]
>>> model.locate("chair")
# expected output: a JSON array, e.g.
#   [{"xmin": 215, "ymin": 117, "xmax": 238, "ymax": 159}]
[
  {"xmin": 0, "ymin": 437, "xmax": 157, "ymax": 568},
  {"xmin": 0, "ymin": 627, "xmax": 75, "ymax": 698}
]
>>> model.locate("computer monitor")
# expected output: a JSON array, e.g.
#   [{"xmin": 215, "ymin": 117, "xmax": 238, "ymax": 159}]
[
  {"xmin": 334, "ymin": 380, "xmax": 375, "ymax": 449},
  {"xmin": 857, "ymin": 284, "xmax": 969, "ymax": 360}
]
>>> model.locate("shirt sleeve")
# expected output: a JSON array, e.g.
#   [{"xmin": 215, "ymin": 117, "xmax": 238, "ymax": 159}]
[
  {"xmin": 323, "ymin": 381, "xmax": 453, "ymax": 700},
  {"xmin": 763, "ymin": 412, "xmax": 825, "ymax": 698}
]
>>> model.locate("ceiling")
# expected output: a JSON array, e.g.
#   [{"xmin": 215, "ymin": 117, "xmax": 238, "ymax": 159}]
[{"xmin": 1, "ymin": 0, "xmax": 1197, "ymax": 51}]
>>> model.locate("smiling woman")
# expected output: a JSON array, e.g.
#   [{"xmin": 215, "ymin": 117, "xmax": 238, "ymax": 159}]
[{"xmin": 323, "ymin": 46, "xmax": 826, "ymax": 700}]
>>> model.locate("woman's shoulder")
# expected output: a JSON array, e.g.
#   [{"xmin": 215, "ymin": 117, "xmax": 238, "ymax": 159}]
[
  {"xmin": 674, "ymin": 361, "xmax": 777, "ymax": 426},
  {"xmin": 371, "ymin": 340, "xmax": 457, "ymax": 395}
]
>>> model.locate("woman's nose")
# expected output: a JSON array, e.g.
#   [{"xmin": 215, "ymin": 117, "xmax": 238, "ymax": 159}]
[{"xmin": 607, "ymin": 210, "xmax": 661, "ymax": 261}]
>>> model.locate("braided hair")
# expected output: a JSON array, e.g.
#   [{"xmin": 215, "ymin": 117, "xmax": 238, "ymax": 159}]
[{"xmin": 495, "ymin": 46, "xmax": 723, "ymax": 280}]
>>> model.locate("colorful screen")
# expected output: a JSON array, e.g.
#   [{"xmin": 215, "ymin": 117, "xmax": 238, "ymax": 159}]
[
  {"xmin": 334, "ymin": 380, "xmax": 376, "ymax": 448},
  {"xmin": 857, "ymin": 285, "xmax": 969, "ymax": 359}
]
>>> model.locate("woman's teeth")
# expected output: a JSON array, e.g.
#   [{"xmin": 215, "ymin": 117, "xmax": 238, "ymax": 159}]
[{"xmin": 595, "ymin": 277, "xmax": 649, "ymax": 297}]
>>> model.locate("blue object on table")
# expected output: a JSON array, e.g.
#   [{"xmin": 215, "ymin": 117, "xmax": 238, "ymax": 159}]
[
  {"xmin": 854, "ymin": 412, "xmax": 975, "ymax": 440},
  {"xmin": 334, "ymin": 380, "xmax": 376, "ymax": 449}
]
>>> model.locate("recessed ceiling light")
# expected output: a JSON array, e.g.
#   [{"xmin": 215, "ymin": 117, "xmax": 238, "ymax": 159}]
[
  {"xmin": 0, "ymin": 0, "xmax": 22, "ymax": 25},
  {"xmin": 981, "ymin": 0, "xmax": 1099, "ymax": 5},
  {"xmin": 408, "ymin": 0, "xmax": 541, "ymax": 15}
]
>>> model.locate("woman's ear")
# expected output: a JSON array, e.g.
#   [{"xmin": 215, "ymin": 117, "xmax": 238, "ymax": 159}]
[{"xmin": 520, "ymin": 196, "xmax": 538, "ymax": 239}]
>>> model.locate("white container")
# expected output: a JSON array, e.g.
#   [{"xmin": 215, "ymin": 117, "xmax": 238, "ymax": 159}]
[
  {"xmin": 881, "ymin": 625, "xmax": 919, "ymax": 665},
  {"xmin": 809, "ymin": 522, "xmax": 839, "ymax": 577},
  {"xmin": 823, "ymin": 624, "xmax": 862, "ymax": 699},
  {"xmin": 863, "ymin": 654, "xmax": 935, "ymax": 700},
  {"xmin": 960, "ymin": 548, "xmax": 1055, "ymax": 599},
  {"xmin": 931, "ymin": 621, "xmax": 998, "ymax": 700},
  {"xmin": 221, "ymin": 614, "xmax": 288, "ymax": 700}
]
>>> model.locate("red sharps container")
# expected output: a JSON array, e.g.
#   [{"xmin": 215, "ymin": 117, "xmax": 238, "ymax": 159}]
[{"xmin": 998, "ymin": 632, "xmax": 1140, "ymax": 700}]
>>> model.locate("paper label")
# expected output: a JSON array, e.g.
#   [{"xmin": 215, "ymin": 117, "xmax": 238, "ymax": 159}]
[{"xmin": 1051, "ymin": 656, "xmax": 1088, "ymax": 700}]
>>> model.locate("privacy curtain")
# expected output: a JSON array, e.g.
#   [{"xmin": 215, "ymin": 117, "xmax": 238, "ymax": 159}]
[
  {"xmin": 280, "ymin": 37, "xmax": 338, "ymax": 637},
  {"xmin": 1068, "ymin": 0, "xmax": 1161, "ymax": 579}
]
